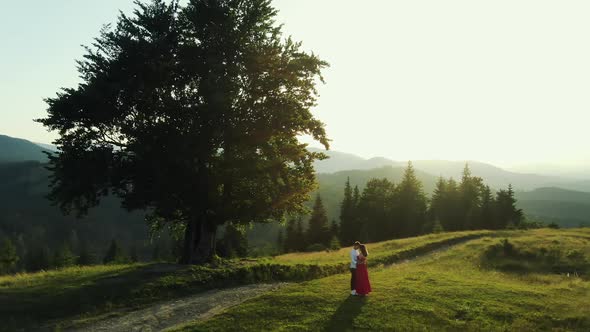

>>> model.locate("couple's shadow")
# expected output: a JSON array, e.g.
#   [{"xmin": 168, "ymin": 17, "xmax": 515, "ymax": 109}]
[{"xmin": 325, "ymin": 295, "xmax": 368, "ymax": 331}]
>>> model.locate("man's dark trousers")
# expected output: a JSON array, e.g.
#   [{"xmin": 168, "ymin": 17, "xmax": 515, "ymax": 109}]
[{"xmin": 350, "ymin": 268, "xmax": 356, "ymax": 290}]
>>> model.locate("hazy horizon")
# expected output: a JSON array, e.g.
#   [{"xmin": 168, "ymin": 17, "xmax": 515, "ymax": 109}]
[{"xmin": 1, "ymin": 0, "xmax": 589, "ymax": 169}]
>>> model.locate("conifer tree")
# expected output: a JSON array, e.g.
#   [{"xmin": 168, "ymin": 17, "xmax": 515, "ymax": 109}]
[
  {"xmin": 77, "ymin": 241, "xmax": 95, "ymax": 266},
  {"xmin": 103, "ymin": 239, "xmax": 127, "ymax": 264},
  {"xmin": 397, "ymin": 161, "xmax": 428, "ymax": 236},
  {"xmin": 277, "ymin": 230, "xmax": 284, "ymax": 253},
  {"xmin": 339, "ymin": 178, "xmax": 356, "ymax": 245},
  {"xmin": 459, "ymin": 164, "xmax": 484, "ymax": 230},
  {"xmin": 330, "ymin": 219, "xmax": 339, "ymax": 239},
  {"xmin": 358, "ymin": 178, "xmax": 395, "ymax": 241},
  {"xmin": 495, "ymin": 184, "xmax": 523, "ymax": 229},
  {"xmin": 53, "ymin": 243, "xmax": 76, "ymax": 268},
  {"xmin": 130, "ymin": 246, "xmax": 139, "ymax": 263},
  {"xmin": 0, "ymin": 239, "xmax": 19, "ymax": 274},
  {"xmin": 284, "ymin": 218, "xmax": 297, "ymax": 252},
  {"xmin": 479, "ymin": 185, "xmax": 495, "ymax": 229},
  {"xmin": 25, "ymin": 247, "xmax": 51, "ymax": 272},
  {"xmin": 307, "ymin": 195, "xmax": 331, "ymax": 247},
  {"xmin": 295, "ymin": 217, "xmax": 306, "ymax": 251}
]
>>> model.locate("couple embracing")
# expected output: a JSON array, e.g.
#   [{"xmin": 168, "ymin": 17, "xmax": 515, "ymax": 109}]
[{"xmin": 349, "ymin": 241, "xmax": 372, "ymax": 296}]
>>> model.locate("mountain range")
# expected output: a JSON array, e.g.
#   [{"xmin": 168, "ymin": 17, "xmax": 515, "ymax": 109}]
[
  {"xmin": 1, "ymin": 133, "xmax": 589, "ymax": 247},
  {"xmin": 311, "ymin": 148, "xmax": 590, "ymax": 192}
]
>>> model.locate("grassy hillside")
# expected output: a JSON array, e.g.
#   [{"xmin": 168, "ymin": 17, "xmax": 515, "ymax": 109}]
[
  {"xmin": 174, "ymin": 228, "xmax": 590, "ymax": 331},
  {"xmin": 0, "ymin": 231, "xmax": 485, "ymax": 331}
]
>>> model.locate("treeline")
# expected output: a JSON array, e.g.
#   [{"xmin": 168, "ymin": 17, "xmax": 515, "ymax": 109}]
[
  {"xmin": 281, "ymin": 162, "xmax": 524, "ymax": 252},
  {"xmin": 279, "ymin": 195, "xmax": 341, "ymax": 252},
  {"xmin": 0, "ymin": 232, "xmax": 178, "ymax": 275},
  {"xmin": 0, "ymin": 227, "xmax": 250, "ymax": 275}
]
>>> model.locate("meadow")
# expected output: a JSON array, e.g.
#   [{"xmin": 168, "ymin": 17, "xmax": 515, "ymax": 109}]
[
  {"xmin": 172, "ymin": 228, "xmax": 590, "ymax": 331},
  {"xmin": 0, "ymin": 231, "xmax": 486, "ymax": 331}
]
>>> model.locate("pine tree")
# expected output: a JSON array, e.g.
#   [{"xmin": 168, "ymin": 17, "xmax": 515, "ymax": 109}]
[
  {"xmin": 284, "ymin": 218, "xmax": 297, "ymax": 252},
  {"xmin": 339, "ymin": 178, "xmax": 356, "ymax": 245},
  {"xmin": 358, "ymin": 178, "xmax": 395, "ymax": 241},
  {"xmin": 77, "ymin": 241, "xmax": 95, "ymax": 266},
  {"xmin": 103, "ymin": 239, "xmax": 127, "ymax": 264},
  {"xmin": 330, "ymin": 219, "xmax": 339, "ymax": 239},
  {"xmin": 53, "ymin": 243, "xmax": 76, "ymax": 268},
  {"xmin": 277, "ymin": 230, "xmax": 284, "ymax": 253},
  {"xmin": 459, "ymin": 164, "xmax": 484, "ymax": 230},
  {"xmin": 480, "ymin": 185, "xmax": 495, "ymax": 229},
  {"xmin": 495, "ymin": 184, "xmax": 523, "ymax": 229},
  {"xmin": 0, "ymin": 238, "xmax": 19, "ymax": 274},
  {"xmin": 295, "ymin": 217, "xmax": 306, "ymax": 251},
  {"xmin": 130, "ymin": 246, "xmax": 139, "ymax": 263},
  {"xmin": 307, "ymin": 195, "xmax": 331, "ymax": 247},
  {"xmin": 429, "ymin": 177, "xmax": 446, "ymax": 223},
  {"xmin": 25, "ymin": 247, "xmax": 51, "ymax": 272},
  {"xmin": 397, "ymin": 161, "xmax": 428, "ymax": 237}
]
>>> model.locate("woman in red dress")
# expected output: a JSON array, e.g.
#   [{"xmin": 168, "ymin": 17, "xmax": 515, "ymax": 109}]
[{"xmin": 355, "ymin": 244, "xmax": 372, "ymax": 295}]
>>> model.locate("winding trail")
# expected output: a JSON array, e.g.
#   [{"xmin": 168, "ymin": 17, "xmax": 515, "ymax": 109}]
[
  {"xmin": 71, "ymin": 236, "xmax": 480, "ymax": 332},
  {"xmin": 70, "ymin": 283, "xmax": 287, "ymax": 332}
]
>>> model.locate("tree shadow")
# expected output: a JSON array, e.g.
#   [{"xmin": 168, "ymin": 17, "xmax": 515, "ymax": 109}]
[
  {"xmin": 325, "ymin": 295, "xmax": 368, "ymax": 331},
  {"xmin": 1, "ymin": 263, "xmax": 189, "ymax": 331}
]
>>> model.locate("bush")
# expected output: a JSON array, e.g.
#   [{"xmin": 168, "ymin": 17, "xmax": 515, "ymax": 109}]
[{"xmin": 481, "ymin": 238, "xmax": 589, "ymax": 276}]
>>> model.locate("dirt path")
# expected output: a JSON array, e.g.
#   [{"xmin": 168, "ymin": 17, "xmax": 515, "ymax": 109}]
[
  {"xmin": 70, "ymin": 283, "xmax": 287, "ymax": 332},
  {"xmin": 71, "ymin": 237, "xmax": 478, "ymax": 332}
]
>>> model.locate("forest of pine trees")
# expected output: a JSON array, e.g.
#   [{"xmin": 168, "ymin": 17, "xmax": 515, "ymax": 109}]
[
  {"xmin": 281, "ymin": 162, "xmax": 525, "ymax": 253},
  {"xmin": 0, "ymin": 162, "xmax": 528, "ymax": 271}
]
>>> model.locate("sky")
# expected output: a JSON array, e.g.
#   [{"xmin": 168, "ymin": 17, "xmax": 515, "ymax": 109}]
[{"xmin": 1, "ymin": 0, "xmax": 589, "ymax": 168}]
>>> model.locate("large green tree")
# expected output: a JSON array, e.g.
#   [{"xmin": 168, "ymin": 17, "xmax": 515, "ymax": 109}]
[{"xmin": 36, "ymin": 0, "xmax": 329, "ymax": 263}]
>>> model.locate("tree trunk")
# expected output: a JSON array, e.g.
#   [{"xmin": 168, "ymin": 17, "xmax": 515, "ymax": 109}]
[{"xmin": 180, "ymin": 214, "xmax": 216, "ymax": 264}]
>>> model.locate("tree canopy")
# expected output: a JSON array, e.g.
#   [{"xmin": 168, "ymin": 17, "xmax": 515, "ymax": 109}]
[{"xmin": 36, "ymin": 0, "xmax": 329, "ymax": 263}]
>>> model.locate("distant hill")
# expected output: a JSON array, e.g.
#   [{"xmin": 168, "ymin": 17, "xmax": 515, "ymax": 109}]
[
  {"xmin": 0, "ymin": 161, "xmax": 163, "ymax": 260},
  {"xmin": 0, "ymin": 134, "xmax": 49, "ymax": 163},
  {"xmin": 515, "ymin": 187, "xmax": 590, "ymax": 227},
  {"xmin": 34, "ymin": 142, "xmax": 57, "ymax": 152},
  {"xmin": 516, "ymin": 187, "xmax": 590, "ymax": 203},
  {"xmin": 311, "ymin": 148, "xmax": 587, "ymax": 191}
]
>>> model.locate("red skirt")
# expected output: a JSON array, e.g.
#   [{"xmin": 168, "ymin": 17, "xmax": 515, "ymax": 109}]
[{"xmin": 355, "ymin": 263, "xmax": 372, "ymax": 295}]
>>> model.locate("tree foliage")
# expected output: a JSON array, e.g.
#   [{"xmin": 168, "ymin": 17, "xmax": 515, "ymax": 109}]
[
  {"xmin": 306, "ymin": 195, "xmax": 331, "ymax": 247},
  {"xmin": 36, "ymin": 0, "xmax": 329, "ymax": 263}
]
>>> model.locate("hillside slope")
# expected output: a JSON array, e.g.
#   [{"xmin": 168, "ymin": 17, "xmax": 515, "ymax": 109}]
[
  {"xmin": 312, "ymin": 148, "xmax": 589, "ymax": 192},
  {"xmin": 176, "ymin": 228, "xmax": 590, "ymax": 331},
  {"xmin": 516, "ymin": 187, "xmax": 590, "ymax": 227},
  {"xmin": 0, "ymin": 134, "xmax": 49, "ymax": 163}
]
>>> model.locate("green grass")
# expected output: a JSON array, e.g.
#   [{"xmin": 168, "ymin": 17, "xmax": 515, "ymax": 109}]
[
  {"xmin": 271, "ymin": 231, "xmax": 487, "ymax": 266},
  {"xmin": 172, "ymin": 228, "xmax": 590, "ymax": 332},
  {"xmin": 0, "ymin": 231, "xmax": 486, "ymax": 331}
]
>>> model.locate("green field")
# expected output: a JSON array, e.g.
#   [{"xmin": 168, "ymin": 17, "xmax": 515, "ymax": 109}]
[
  {"xmin": 1, "ymin": 229, "xmax": 588, "ymax": 331},
  {"xmin": 173, "ymin": 229, "xmax": 590, "ymax": 331},
  {"xmin": 0, "ymin": 231, "xmax": 485, "ymax": 331}
]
